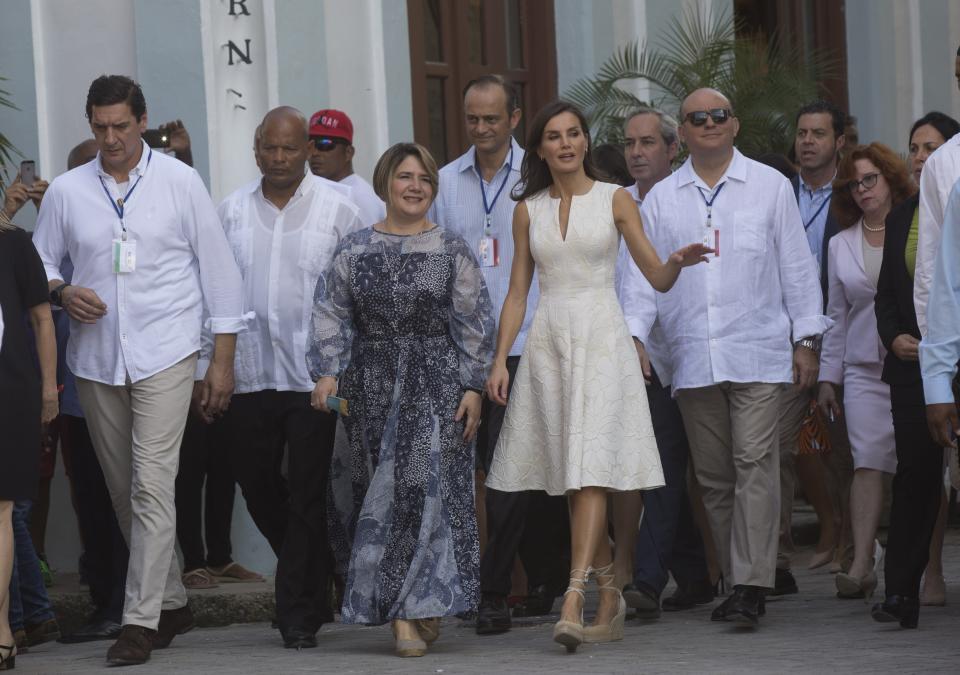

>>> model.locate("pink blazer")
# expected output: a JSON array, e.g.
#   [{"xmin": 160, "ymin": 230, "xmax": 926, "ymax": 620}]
[{"xmin": 819, "ymin": 224, "xmax": 887, "ymax": 384}]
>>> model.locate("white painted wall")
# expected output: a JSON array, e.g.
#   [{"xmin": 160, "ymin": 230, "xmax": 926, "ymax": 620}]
[{"xmin": 30, "ymin": 0, "xmax": 137, "ymax": 182}]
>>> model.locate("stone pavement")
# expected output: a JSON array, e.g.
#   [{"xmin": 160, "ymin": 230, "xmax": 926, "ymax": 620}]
[{"xmin": 21, "ymin": 534, "xmax": 960, "ymax": 674}]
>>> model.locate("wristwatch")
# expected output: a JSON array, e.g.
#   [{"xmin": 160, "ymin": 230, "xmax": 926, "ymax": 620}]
[
  {"xmin": 49, "ymin": 282, "xmax": 70, "ymax": 307},
  {"xmin": 794, "ymin": 335, "xmax": 822, "ymax": 354}
]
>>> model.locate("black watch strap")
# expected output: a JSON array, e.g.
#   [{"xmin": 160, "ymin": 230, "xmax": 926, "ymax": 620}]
[{"xmin": 50, "ymin": 282, "xmax": 70, "ymax": 307}]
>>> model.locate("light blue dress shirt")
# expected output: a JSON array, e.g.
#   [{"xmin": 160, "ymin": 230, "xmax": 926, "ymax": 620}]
[
  {"xmin": 798, "ymin": 174, "xmax": 834, "ymax": 266},
  {"xmin": 920, "ymin": 179, "xmax": 960, "ymax": 405}
]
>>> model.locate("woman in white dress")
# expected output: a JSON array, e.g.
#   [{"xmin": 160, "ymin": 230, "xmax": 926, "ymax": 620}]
[{"xmin": 485, "ymin": 101, "xmax": 709, "ymax": 652}]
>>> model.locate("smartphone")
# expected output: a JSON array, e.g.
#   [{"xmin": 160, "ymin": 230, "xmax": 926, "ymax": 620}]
[
  {"xmin": 142, "ymin": 128, "xmax": 170, "ymax": 149},
  {"xmin": 326, "ymin": 395, "xmax": 350, "ymax": 416},
  {"xmin": 20, "ymin": 160, "xmax": 36, "ymax": 187}
]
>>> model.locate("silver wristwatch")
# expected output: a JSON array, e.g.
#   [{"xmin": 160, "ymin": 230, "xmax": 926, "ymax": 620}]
[{"xmin": 794, "ymin": 335, "xmax": 822, "ymax": 354}]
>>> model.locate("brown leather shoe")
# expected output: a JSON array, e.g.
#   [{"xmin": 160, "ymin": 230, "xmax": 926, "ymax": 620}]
[
  {"xmin": 106, "ymin": 625, "xmax": 154, "ymax": 666},
  {"xmin": 152, "ymin": 605, "xmax": 196, "ymax": 649}
]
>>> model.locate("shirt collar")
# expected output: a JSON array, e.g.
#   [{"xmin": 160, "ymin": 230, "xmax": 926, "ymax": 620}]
[
  {"xmin": 459, "ymin": 137, "xmax": 522, "ymax": 176},
  {"xmin": 254, "ymin": 172, "xmax": 312, "ymax": 204},
  {"xmin": 798, "ymin": 170, "xmax": 836, "ymax": 196},
  {"xmin": 96, "ymin": 139, "xmax": 151, "ymax": 181},
  {"xmin": 676, "ymin": 148, "xmax": 746, "ymax": 189},
  {"xmin": 626, "ymin": 182, "xmax": 642, "ymax": 205}
]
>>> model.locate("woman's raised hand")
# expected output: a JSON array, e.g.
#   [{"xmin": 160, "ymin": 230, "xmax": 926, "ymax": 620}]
[{"xmin": 669, "ymin": 242, "xmax": 713, "ymax": 268}]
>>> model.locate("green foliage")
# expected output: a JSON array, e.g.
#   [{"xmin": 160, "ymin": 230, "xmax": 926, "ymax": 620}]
[
  {"xmin": 0, "ymin": 75, "xmax": 22, "ymax": 189},
  {"xmin": 564, "ymin": 6, "xmax": 836, "ymax": 158}
]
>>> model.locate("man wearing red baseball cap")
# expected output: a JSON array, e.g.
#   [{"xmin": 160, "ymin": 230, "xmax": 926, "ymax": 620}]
[{"xmin": 308, "ymin": 109, "xmax": 385, "ymax": 227}]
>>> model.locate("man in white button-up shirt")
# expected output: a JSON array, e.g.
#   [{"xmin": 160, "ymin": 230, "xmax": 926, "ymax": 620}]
[
  {"xmin": 32, "ymin": 75, "xmax": 244, "ymax": 666},
  {"xmin": 629, "ymin": 88, "xmax": 831, "ymax": 627},
  {"xmin": 430, "ymin": 75, "xmax": 566, "ymax": 634},
  {"xmin": 214, "ymin": 107, "xmax": 362, "ymax": 649}
]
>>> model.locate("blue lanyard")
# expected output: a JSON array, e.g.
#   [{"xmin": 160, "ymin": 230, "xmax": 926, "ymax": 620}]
[
  {"xmin": 696, "ymin": 181, "xmax": 725, "ymax": 225},
  {"xmin": 803, "ymin": 192, "xmax": 832, "ymax": 231},
  {"xmin": 99, "ymin": 149, "xmax": 152, "ymax": 235},
  {"xmin": 479, "ymin": 147, "xmax": 514, "ymax": 231}
]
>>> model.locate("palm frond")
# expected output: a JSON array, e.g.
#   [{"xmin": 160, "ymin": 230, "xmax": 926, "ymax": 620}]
[{"xmin": 0, "ymin": 76, "xmax": 22, "ymax": 188}]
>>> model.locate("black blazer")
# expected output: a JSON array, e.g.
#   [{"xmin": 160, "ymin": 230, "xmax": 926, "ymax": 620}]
[
  {"xmin": 875, "ymin": 194, "xmax": 922, "ymax": 386},
  {"xmin": 791, "ymin": 176, "xmax": 840, "ymax": 307}
]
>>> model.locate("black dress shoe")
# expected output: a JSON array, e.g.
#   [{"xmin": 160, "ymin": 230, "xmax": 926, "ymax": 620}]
[
  {"xmin": 106, "ymin": 625, "xmax": 154, "ymax": 666},
  {"xmin": 662, "ymin": 579, "xmax": 716, "ymax": 611},
  {"xmin": 282, "ymin": 627, "xmax": 318, "ymax": 649},
  {"xmin": 710, "ymin": 586, "xmax": 764, "ymax": 627},
  {"xmin": 511, "ymin": 584, "xmax": 558, "ymax": 617},
  {"xmin": 769, "ymin": 568, "xmax": 798, "ymax": 596},
  {"xmin": 59, "ymin": 618, "xmax": 123, "ymax": 644},
  {"xmin": 623, "ymin": 583, "xmax": 661, "ymax": 619},
  {"xmin": 871, "ymin": 595, "xmax": 919, "ymax": 629},
  {"xmin": 476, "ymin": 594, "xmax": 511, "ymax": 634},
  {"xmin": 152, "ymin": 605, "xmax": 196, "ymax": 648}
]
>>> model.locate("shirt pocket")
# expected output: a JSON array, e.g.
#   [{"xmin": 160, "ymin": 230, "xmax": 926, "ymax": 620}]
[
  {"xmin": 299, "ymin": 231, "xmax": 340, "ymax": 275},
  {"xmin": 734, "ymin": 213, "xmax": 769, "ymax": 256}
]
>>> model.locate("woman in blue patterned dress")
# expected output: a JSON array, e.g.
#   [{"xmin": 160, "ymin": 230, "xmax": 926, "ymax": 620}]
[{"xmin": 307, "ymin": 143, "xmax": 495, "ymax": 657}]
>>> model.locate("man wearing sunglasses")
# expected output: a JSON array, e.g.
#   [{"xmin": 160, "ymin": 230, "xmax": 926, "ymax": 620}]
[
  {"xmin": 629, "ymin": 88, "xmax": 830, "ymax": 628},
  {"xmin": 307, "ymin": 109, "xmax": 385, "ymax": 227}
]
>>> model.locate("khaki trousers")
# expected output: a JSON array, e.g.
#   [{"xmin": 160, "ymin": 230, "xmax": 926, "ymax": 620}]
[
  {"xmin": 776, "ymin": 385, "xmax": 810, "ymax": 570},
  {"xmin": 77, "ymin": 355, "xmax": 196, "ymax": 629},
  {"xmin": 676, "ymin": 382, "xmax": 782, "ymax": 588}
]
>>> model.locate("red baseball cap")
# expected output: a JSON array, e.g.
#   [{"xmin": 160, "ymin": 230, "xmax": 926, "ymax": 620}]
[{"xmin": 309, "ymin": 109, "xmax": 353, "ymax": 143}]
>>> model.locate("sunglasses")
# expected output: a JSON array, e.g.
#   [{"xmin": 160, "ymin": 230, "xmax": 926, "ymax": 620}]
[
  {"xmin": 846, "ymin": 172, "xmax": 879, "ymax": 193},
  {"xmin": 311, "ymin": 137, "xmax": 348, "ymax": 152},
  {"xmin": 683, "ymin": 108, "xmax": 733, "ymax": 127}
]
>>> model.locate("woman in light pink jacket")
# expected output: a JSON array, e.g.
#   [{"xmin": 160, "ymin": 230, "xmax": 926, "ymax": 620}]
[{"xmin": 817, "ymin": 143, "xmax": 916, "ymax": 600}]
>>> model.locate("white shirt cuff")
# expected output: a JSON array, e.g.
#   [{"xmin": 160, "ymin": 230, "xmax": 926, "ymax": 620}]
[{"xmin": 923, "ymin": 375, "xmax": 956, "ymax": 406}]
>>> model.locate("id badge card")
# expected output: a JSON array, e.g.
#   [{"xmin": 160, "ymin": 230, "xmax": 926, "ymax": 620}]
[
  {"xmin": 703, "ymin": 227, "xmax": 720, "ymax": 257},
  {"xmin": 478, "ymin": 236, "xmax": 499, "ymax": 267},
  {"xmin": 112, "ymin": 238, "xmax": 137, "ymax": 273}
]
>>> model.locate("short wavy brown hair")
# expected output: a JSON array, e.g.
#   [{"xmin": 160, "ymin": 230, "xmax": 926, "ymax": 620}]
[
  {"xmin": 372, "ymin": 142, "xmax": 439, "ymax": 208},
  {"xmin": 831, "ymin": 143, "xmax": 916, "ymax": 229}
]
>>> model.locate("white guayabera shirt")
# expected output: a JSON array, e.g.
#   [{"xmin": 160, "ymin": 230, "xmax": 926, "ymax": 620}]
[
  {"xmin": 626, "ymin": 150, "xmax": 831, "ymax": 392},
  {"xmin": 213, "ymin": 173, "xmax": 363, "ymax": 393}
]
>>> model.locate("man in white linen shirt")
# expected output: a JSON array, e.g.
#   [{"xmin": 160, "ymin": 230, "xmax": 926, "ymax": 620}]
[
  {"xmin": 616, "ymin": 106, "xmax": 714, "ymax": 619},
  {"xmin": 914, "ymin": 100, "xmax": 960, "ymax": 335},
  {"xmin": 215, "ymin": 107, "xmax": 362, "ymax": 650},
  {"xmin": 630, "ymin": 88, "xmax": 830, "ymax": 627},
  {"xmin": 32, "ymin": 75, "xmax": 244, "ymax": 666},
  {"xmin": 307, "ymin": 108, "xmax": 385, "ymax": 227},
  {"xmin": 430, "ymin": 75, "xmax": 567, "ymax": 634}
]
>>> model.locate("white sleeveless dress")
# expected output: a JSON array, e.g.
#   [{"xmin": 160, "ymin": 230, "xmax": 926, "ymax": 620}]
[{"xmin": 486, "ymin": 181, "xmax": 664, "ymax": 495}]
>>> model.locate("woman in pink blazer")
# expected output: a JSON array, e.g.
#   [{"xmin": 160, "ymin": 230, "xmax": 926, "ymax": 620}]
[{"xmin": 818, "ymin": 143, "xmax": 916, "ymax": 600}]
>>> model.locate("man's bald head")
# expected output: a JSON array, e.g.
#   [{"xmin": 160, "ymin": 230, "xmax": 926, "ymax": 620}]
[
  {"xmin": 261, "ymin": 106, "xmax": 309, "ymax": 140},
  {"xmin": 67, "ymin": 139, "xmax": 99, "ymax": 170},
  {"xmin": 679, "ymin": 88, "xmax": 733, "ymax": 119}
]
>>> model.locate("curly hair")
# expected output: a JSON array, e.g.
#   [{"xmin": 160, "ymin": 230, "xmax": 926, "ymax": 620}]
[{"xmin": 830, "ymin": 143, "xmax": 916, "ymax": 229}]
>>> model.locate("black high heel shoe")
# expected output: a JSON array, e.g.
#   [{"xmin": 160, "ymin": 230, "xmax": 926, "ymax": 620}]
[
  {"xmin": 0, "ymin": 643, "xmax": 15, "ymax": 671},
  {"xmin": 871, "ymin": 595, "xmax": 919, "ymax": 629}
]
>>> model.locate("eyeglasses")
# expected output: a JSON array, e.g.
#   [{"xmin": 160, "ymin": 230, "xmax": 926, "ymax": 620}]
[
  {"xmin": 846, "ymin": 173, "xmax": 879, "ymax": 192},
  {"xmin": 683, "ymin": 108, "xmax": 732, "ymax": 127},
  {"xmin": 311, "ymin": 137, "xmax": 348, "ymax": 152}
]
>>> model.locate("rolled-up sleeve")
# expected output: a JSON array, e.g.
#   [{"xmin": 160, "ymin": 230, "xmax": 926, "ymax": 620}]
[
  {"xmin": 775, "ymin": 181, "xmax": 832, "ymax": 339},
  {"xmin": 920, "ymin": 181, "xmax": 960, "ymax": 404},
  {"xmin": 32, "ymin": 181, "xmax": 66, "ymax": 282},
  {"xmin": 182, "ymin": 171, "xmax": 244, "ymax": 334}
]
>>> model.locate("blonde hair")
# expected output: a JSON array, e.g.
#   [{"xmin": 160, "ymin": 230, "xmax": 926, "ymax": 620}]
[{"xmin": 372, "ymin": 142, "xmax": 439, "ymax": 208}]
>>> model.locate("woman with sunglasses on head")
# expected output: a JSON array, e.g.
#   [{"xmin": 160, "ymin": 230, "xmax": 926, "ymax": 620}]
[
  {"xmin": 871, "ymin": 113, "xmax": 959, "ymax": 627},
  {"xmin": 817, "ymin": 143, "xmax": 916, "ymax": 600},
  {"xmin": 484, "ymin": 100, "xmax": 709, "ymax": 653}
]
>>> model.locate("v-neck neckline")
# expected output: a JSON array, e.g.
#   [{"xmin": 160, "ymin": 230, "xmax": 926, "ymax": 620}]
[{"xmin": 550, "ymin": 181, "xmax": 596, "ymax": 243}]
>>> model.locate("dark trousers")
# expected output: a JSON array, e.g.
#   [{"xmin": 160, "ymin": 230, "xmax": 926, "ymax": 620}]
[
  {"xmin": 884, "ymin": 381, "xmax": 944, "ymax": 598},
  {"xmin": 633, "ymin": 371, "xmax": 709, "ymax": 594},
  {"xmin": 175, "ymin": 414, "xmax": 235, "ymax": 571},
  {"xmin": 61, "ymin": 415, "xmax": 127, "ymax": 622},
  {"xmin": 9, "ymin": 501, "xmax": 55, "ymax": 630},
  {"xmin": 224, "ymin": 390, "xmax": 337, "ymax": 633},
  {"xmin": 479, "ymin": 356, "xmax": 570, "ymax": 597}
]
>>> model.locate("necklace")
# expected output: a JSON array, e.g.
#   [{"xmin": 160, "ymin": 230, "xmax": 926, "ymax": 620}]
[{"xmin": 862, "ymin": 218, "xmax": 886, "ymax": 233}]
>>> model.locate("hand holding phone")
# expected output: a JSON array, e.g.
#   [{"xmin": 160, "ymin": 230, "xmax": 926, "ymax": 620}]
[
  {"xmin": 142, "ymin": 129, "xmax": 171, "ymax": 149},
  {"xmin": 20, "ymin": 160, "xmax": 36, "ymax": 187},
  {"xmin": 326, "ymin": 396, "xmax": 350, "ymax": 416}
]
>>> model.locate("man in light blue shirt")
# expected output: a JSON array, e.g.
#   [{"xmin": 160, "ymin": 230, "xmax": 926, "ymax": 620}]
[
  {"xmin": 430, "ymin": 74, "xmax": 565, "ymax": 635},
  {"xmin": 921, "ymin": 179, "xmax": 960, "ymax": 447}
]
